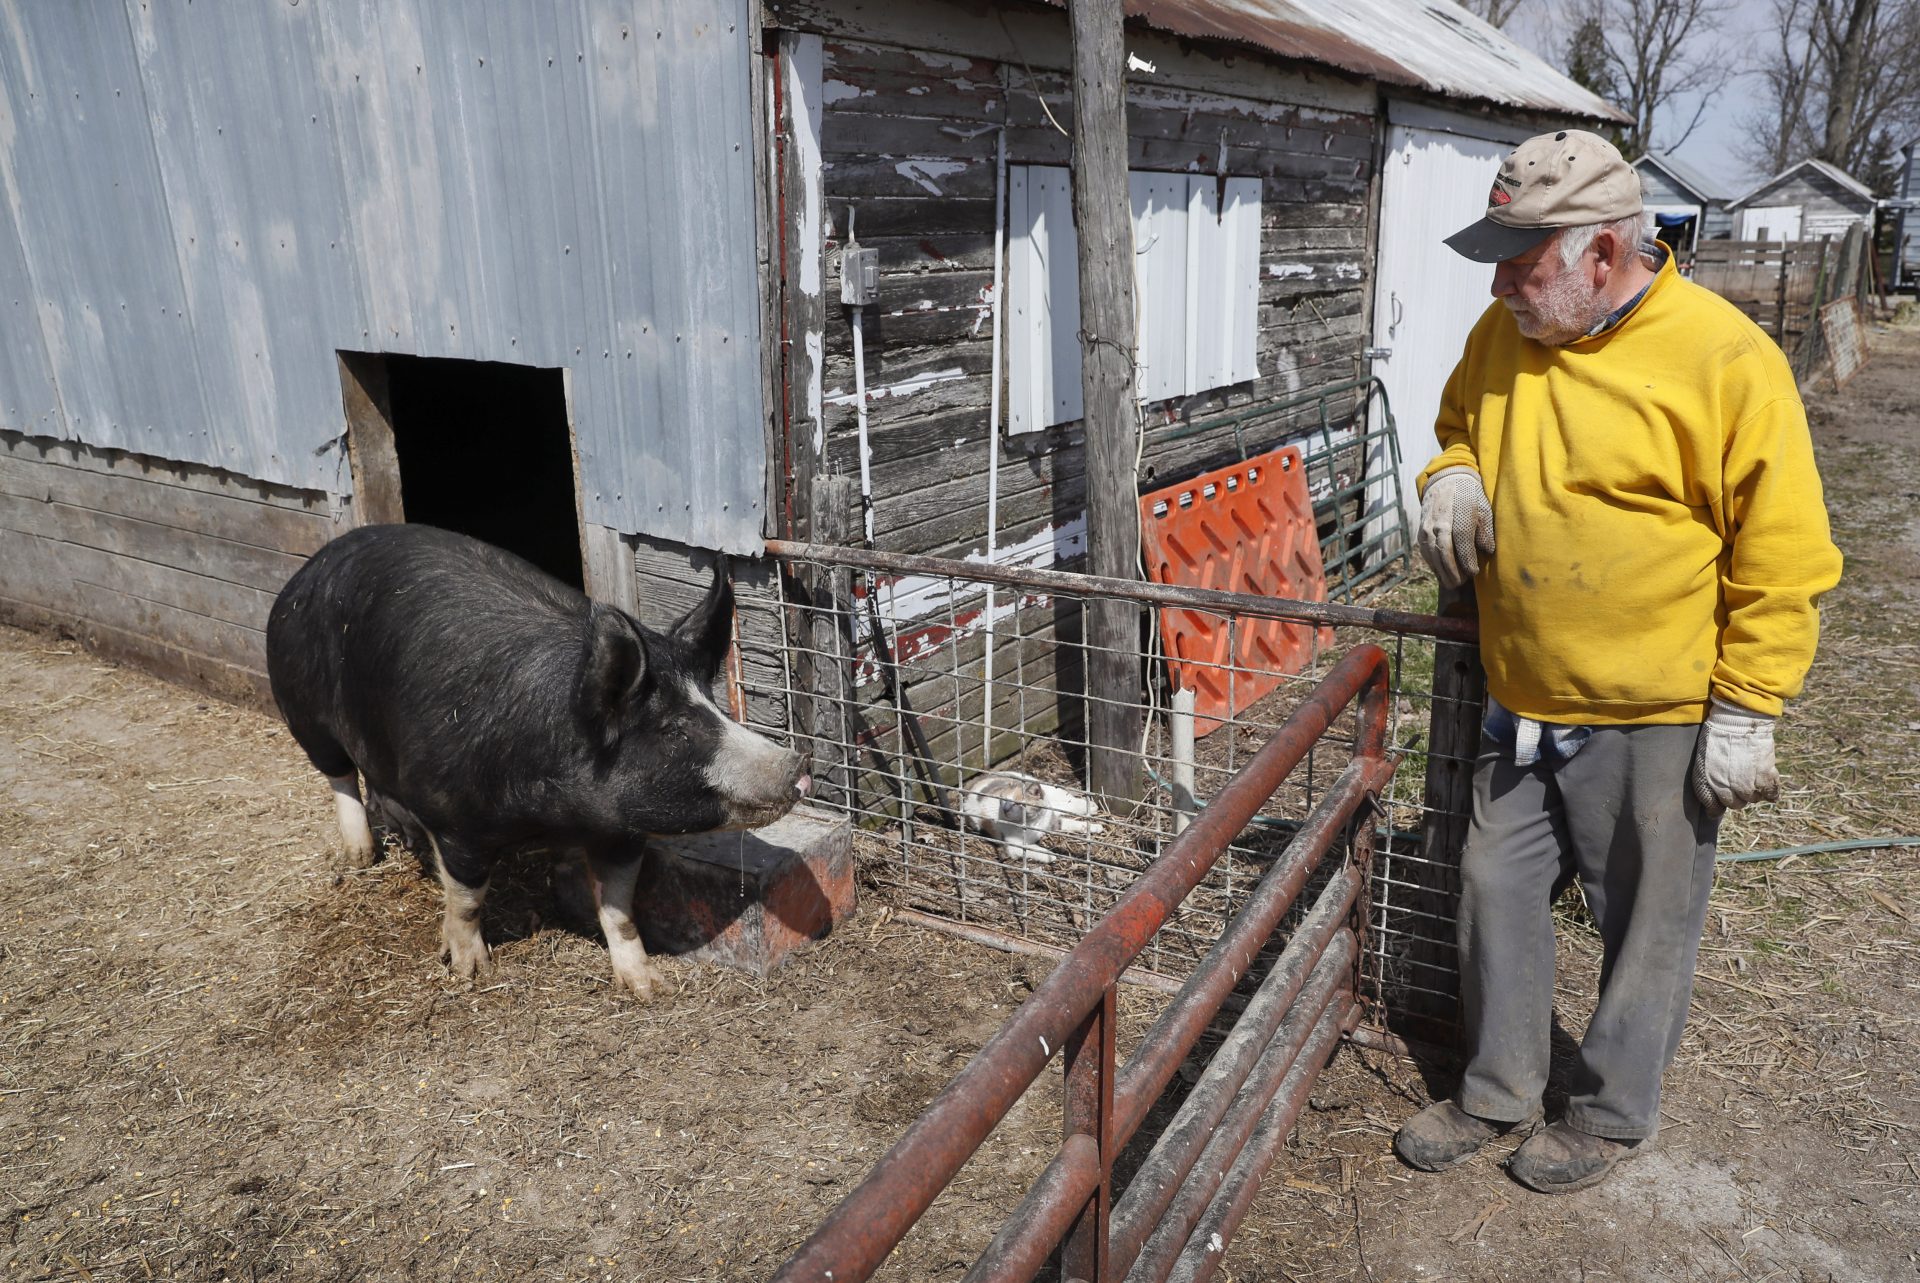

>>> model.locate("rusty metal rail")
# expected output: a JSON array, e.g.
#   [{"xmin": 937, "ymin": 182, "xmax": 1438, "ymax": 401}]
[{"xmin": 771, "ymin": 644, "xmax": 1394, "ymax": 1283}]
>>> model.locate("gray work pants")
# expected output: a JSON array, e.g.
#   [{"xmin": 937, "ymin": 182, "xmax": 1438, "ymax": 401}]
[{"xmin": 1455, "ymin": 723, "xmax": 1720, "ymax": 1140}]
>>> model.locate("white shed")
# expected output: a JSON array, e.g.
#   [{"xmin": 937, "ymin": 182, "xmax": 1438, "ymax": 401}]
[{"xmin": 1728, "ymin": 158, "xmax": 1877, "ymax": 243}]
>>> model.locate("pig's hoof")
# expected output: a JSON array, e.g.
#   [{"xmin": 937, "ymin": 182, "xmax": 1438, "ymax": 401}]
[
  {"xmin": 612, "ymin": 963, "xmax": 669, "ymax": 1002},
  {"xmin": 442, "ymin": 935, "xmax": 493, "ymax": 981},
  {"xmin": 340, "ymin": 838, "xmax": 376, "ymax": 870}
]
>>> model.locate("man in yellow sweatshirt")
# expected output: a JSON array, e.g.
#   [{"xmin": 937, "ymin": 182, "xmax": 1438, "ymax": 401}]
[{"xmin": 1392, "ymin": 131, "xmax": 1842, "ymax": 1194}]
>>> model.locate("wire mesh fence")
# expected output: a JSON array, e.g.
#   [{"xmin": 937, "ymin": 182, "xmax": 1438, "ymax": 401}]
[{"xmin": 750, "ymin": 540, "xmax": 1479, "ymax": 1047}]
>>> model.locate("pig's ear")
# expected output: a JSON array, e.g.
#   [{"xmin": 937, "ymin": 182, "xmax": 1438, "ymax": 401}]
[
  {"xmin": 670, "ymin": 557, "xmax": 734, "ymax": 682},
  {"xmin": 579, "ymin": 604, "xmax": 649, "ymax": 739}
]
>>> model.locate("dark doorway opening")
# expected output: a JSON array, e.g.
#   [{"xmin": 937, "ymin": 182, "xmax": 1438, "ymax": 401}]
[{"xmin": 341, "ymin": 353, "xmax": 584, "ymax": 590}]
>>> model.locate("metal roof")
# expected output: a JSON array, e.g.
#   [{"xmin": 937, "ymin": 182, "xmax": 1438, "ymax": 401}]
[
  {"xmin": 1068, "ymin": 0, "xmax": 1629, "ymax": 123},
  {"xmin": 1728, "ymin": 157, "xmax": 1879, "ymax": 210},
  {"xmin": 1636, "ymin": 151, "xmax": 1730, "ymax": 203}
]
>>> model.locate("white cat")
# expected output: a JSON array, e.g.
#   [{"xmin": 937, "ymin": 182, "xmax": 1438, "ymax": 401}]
[{"xmin": 959, "ymin": 771, "xmax": 1105, "ymax": 865}]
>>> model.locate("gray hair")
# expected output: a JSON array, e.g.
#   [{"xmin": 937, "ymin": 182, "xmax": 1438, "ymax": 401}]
[{"xmin": 1556, "ymin": 211, "xmax": 1656, "ymax": 267}]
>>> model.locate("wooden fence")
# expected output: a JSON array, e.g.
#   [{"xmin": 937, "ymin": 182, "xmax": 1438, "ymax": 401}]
[{"xmin": 1685, "ymin": 224, "xmax": 1873, "ymax": 383}]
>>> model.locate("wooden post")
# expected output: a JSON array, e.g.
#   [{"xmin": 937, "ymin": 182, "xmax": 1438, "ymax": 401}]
[
  {"xmin": 1773, "ymin": 242, "xmax": 1792, "ymax": 340},
  {"xmin": 1794, "ymin": 237, "xmax": 1833, "ymax": 377},
  {"xmin": 337, "ymin": 352, "xmax": 404, "ymax": 527},
  {"xmin": 1068, "ymin": 0, "xmax": 1143, "ymax": 803},
  {"xmin": 801, "ymin": 475, "xmax": 857, "ymax": 810}
]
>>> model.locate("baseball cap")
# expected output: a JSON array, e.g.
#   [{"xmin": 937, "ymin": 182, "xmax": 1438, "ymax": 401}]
[{"xmin": 1444, "ymin": 130, "xmax": 1644, "ymax": 263}]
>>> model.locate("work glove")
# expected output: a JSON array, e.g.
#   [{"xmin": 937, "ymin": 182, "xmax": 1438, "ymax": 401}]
[
  {"xmin": 1417, "ymin": 467, "xmax": 1496, "ymax": 589},
  {"xmin": 1691, "ymin": 698, "xmax": 1780, "ymax": 814}
]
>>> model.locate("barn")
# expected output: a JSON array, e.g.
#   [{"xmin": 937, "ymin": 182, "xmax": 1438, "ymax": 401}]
[
  {"xmin": 0, "ymin": 0, "xmax": 1620, "ymax": 712},
  {"xmin": 1727, "ymin": 156, "xmax": 1879, "ymax": 244}
]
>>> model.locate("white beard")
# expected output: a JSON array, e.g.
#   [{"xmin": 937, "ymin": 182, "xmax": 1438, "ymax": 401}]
[{"xmin": 1505, "ymin": 265, "xmax": 1609, "ymax": 346}]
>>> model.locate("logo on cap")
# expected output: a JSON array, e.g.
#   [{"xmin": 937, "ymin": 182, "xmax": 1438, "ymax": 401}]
[{"xmin": 1488, "ymin": 181, "xmax": 1512, "ymax": 207}]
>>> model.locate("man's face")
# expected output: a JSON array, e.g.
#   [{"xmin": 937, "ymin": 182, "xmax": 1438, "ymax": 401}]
[{"xmin": 1491, "ymin": 235, "xmax": 1607, "ymax": 345}]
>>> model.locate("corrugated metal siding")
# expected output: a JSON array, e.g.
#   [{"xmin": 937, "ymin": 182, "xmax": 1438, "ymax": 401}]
[
  {"xmin": 1638, "ymin": 166, "xmax": 1697, "ymax": 208},
  {"xmin": 0, "ymin": 0, "xmax": 765, "ymax": 553}
]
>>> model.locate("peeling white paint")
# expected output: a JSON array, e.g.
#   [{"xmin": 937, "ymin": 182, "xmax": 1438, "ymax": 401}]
[
  {"xmin": 806, "ymin": 330, "xmax": 825, "ymax": 456},
  {"xmin": 895, "ymin": 158, "xmax": 967, "ymax": 197},
  {"xmin": 1273, "ymin": 347, "xmax": 1302, "ymax": 395},
  {"xmin": 1267, "ymin": 263, "xmax": 1315, "ymax": 279},
  {"xmin": 971, "ymin": 516, "xmax": 1087, "ymax": 571},
  {"xmin": 823, "ymin": 366, "xmax": 965, "ymax": 407},
  {"xmin": 788, "ymin": 35, "xmax": 827, "ymax": 461},
  {"xmin": 912, "ymin": 51, "xmax": 972, "ymax": 70},
  {"xmin": 868, "ymin": 517, "xmax": 1088, "ymax": 636},
  {"xmin": 822, "ymin": 79, "xmax": 867, "ymax": 103},
  {"xmin": 1126, "ymin": 84, "xmax": 1356, "ymax": 125},
  {"xmin": 788, "ymin": 41, "xmax": 826, "ymax": 299}
]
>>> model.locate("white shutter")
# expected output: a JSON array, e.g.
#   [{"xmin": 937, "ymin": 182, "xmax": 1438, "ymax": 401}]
[
  {"xmin": 1190, "ymin": 176, "xmax": 1261, "ymax": 390},
  {"xmin": 1009, "ymin": 166, "xmax": 1260, "ymax": 428},
  {"xmin": 1131, "ymin": 172, "xmax": 1190, "ymax": 403},
  {"xmin": 1008, "ymin": 166, "xmax": 1083, "ymax": 433}
]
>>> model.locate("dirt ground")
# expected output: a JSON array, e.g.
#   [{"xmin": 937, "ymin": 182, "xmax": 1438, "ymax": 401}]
[{"xmin": 3, "ymin": 321, "xmax": 1917, "ymax": 1283}]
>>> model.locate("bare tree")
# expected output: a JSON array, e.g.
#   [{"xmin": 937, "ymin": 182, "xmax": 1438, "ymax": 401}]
[
  {"xmin": 1741, "ymin": 0, "xmax": 1920, "ymax": 185},
  {"xmin": 1564, "ymin": 15, "xmax": 1625, "ymax": 144},
  {"xmin": 1457, "ymin": 0, "xmax": 1530, "ymax": 28},
  {"xmin": 1812, "ymin": 0, "xmax": 1920, "ymax": 175},
  {"xmin": 1564, "ymin": 0, "xmax": 1736, "ymax": 156},
  {"xmin": 1736, "ymin": 0, "xmax": 1821, "ymax": 177}
]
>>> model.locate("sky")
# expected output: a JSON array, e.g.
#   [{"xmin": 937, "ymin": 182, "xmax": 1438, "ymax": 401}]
[{"xmin": 1504, "ymin": 0, "xmax": 1785, "ymax": 199}]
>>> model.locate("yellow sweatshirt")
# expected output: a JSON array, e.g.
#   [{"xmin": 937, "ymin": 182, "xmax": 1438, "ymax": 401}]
[{"xmin": 1417, "ymin": 249, "xmax": 1842, "ymax": 724}]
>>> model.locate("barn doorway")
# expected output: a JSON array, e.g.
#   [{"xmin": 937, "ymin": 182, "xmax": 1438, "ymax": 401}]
[{"xmin": 337, "ymin": 353, "xmax": 584, "ymax": 590}]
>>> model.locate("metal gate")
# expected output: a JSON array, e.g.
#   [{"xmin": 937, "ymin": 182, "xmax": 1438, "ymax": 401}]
[{"xmin": 770, "ymin": 646, "xmax": 1394, "ymax": 1282}]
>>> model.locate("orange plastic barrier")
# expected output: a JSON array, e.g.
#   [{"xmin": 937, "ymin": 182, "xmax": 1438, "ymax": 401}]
[{"xmin": 1139, "ymin": 445, "xmax": 1335, "ymax": 736}]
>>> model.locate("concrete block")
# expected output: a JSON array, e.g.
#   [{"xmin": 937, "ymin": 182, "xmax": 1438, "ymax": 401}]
[{"xmin": 637, "ymin": 804, "xmax": 856, "ymax": 977}]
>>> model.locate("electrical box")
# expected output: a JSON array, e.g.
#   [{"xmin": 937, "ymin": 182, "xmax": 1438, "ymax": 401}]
[{"xmin": 840, "ymin": 245, "xmax": 879, "ymax": 306}]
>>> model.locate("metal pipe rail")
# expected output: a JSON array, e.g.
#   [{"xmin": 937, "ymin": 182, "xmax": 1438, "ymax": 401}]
[
  {"xmin": 770, "ymin": 645, "xmax": 1394, "ymax": 1283},
  {"xmin": 764, "ymin": 538, "xmax": 1478, "ymax": 645}
]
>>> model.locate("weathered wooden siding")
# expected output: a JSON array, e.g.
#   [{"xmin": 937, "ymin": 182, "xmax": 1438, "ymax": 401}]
[
  {"xmin": 806, "ymin": 37, "xmax": 1376, "ymax": 567},
  {"xmin": 0, "ymin": 432, "xmax": 344, "ymax": 702}
]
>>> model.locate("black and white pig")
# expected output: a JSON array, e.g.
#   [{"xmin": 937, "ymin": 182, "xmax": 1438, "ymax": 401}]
[{"xmin": 266, "ymin": 523, "xmax": 810, "ymax": 1000}]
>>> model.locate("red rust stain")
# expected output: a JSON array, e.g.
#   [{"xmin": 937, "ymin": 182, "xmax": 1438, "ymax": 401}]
[{"xmin": 918, "ymin": 239, "xmax": 948, "ymax": 262}]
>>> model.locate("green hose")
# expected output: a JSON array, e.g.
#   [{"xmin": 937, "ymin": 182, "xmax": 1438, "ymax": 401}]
[
  {"xmin": 1715, "ymin": 835, "xmax": 1920, "ymax": 864},
  {"xmin": 1143, "ymin": 762, "xmax": 1918, "ymax": 867}
]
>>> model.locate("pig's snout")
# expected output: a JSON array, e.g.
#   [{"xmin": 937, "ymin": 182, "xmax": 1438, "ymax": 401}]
[{"xmin": 706, "ymin": 730, "xmax": 811, "ymax": 830}]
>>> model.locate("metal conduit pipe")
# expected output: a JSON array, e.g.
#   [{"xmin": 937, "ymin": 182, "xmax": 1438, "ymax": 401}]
[
  {"xmin": 1119, "ymin": 935, "xmax": 1357, "ymax": 1283},
  {"xmin": 961, "ymin": 1134, "xmax": 1103, "ymax": 1283},
  {"xmin": 1161, "ymin": 997, "xmax": 1358, "ymax": 1283},
  {"xmin": 764, "ymin": 539, "xmax": 1478, "ymax": 644},
  {"xmin": 1108, "ymin": 890, "xmax": 1362, "ymax": 1275},
  {"xmin": 769, "ymin": 646, "xmax": 1392, "ymax": 1283},
  {"xmin": 1112, "ymin": 758, "xmax": 1391, "ymax": 1146}
]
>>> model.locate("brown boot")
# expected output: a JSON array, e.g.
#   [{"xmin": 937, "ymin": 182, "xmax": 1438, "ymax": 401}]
[
  {"xmin": 1393, "ymin": 1100, "xmax": 1542, "ymax": 1172},
  {"xmin": 1507, "ymin": 1120, "xmax": 1655, "ymax": 1193}
]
